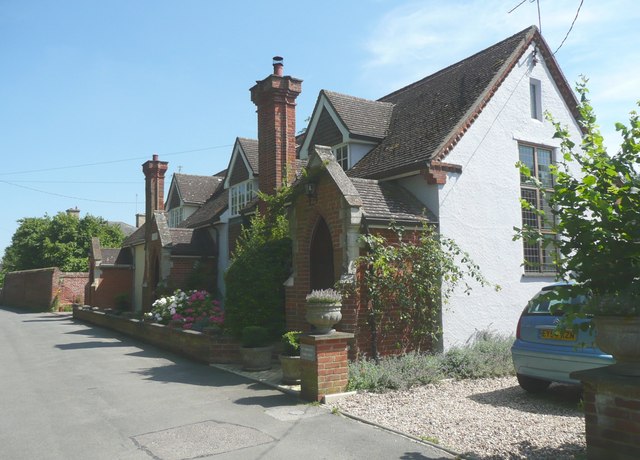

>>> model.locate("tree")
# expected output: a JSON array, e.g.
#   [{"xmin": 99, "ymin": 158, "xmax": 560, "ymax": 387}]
[
  {"xmin": 515, "ymin": 78, "xmax": 640, "ymax": 320},
  {"xmin": 1, "ymin": 212, "xmax": 125, "ymax": 282}
]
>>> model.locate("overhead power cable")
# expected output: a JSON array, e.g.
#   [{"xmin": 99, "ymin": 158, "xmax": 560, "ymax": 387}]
[
  {"xmin": 0, "ymin": 180, "xmax": 137, "ymax": 204},
  {"xmin": 0, "ymin": 144, "xmax": 232, "ymax": 177},
  {"xmin": 554, "ymin": 0, "xmax": 584, "ymax": 54}
]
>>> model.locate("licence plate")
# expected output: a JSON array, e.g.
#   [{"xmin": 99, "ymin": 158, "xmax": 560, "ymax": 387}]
[{"xmin": 540, "ymin": 329, "xmax": 576, "ymax": 341}]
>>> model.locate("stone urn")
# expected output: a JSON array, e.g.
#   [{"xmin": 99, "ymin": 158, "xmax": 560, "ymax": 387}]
[
  {"xmin": 305, "ymin": 289, "xmax": 343, "ymax": 335},
  {"xmin": 594, "ymin": 316, "xmax": 640, "ymax": 376},
  {"xmin": 279, "ymin": 354, "xmax": 301, "ymax": 384}
]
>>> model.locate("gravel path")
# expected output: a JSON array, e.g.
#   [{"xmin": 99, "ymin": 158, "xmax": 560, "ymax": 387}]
[{"xmin": 334, "ymin": 376, "xmax": 586, "ymax": 459}]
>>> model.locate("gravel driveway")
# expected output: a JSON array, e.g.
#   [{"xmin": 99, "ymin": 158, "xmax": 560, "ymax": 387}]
[{"xmin": 334, "ymin": 376, "xmax": 585, "ymax": 459}]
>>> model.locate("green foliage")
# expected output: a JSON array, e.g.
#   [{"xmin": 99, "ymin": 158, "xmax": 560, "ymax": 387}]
[
  {"xmin": 224, "ymin": 187, "xmax": 293, "ymax": 338},
  {"xmin": 350, "ymin": 223, "xmax": 495, "ymax": 358},
  {"xmin": 281, "ymin": 330, "xmax": 302, "ymax": 356},
  {"xmin": 515, "ymin": 78, "xmax": 640, "ymax": 320},
  {"xmin": 241, "ymin": 325, "xmax": 271, "ymax": 348},
  {"xmin": 1, "ymin": 212, "xmax": 125, "ymax": 283},
  {"xmin": 347, "ymin": 331, "xmax": 515, "ymax": 392}
]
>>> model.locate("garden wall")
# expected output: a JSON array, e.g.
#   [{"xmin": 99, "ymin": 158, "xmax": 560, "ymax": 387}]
[
  {"xmin": 2, "ymin": 268, "xmax": 88, "ymax": 310},
  {"xmin": 73, "ymin": 306, "xmax": 240, "ymax": 364}
]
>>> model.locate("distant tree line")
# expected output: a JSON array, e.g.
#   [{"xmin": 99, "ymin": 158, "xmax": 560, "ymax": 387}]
[{"xmin": 0, "ymin": 212, "xmax": 124, "ymax": 286}]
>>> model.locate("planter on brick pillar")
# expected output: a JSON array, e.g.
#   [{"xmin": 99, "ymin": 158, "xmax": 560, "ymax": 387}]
[
  {"xmin": 571, "ymin": 367, "xmax": 640, "ymax": 459},
  {"xmin": 299, "ymin": 332, "xmax": 353, "ymax": 402}
]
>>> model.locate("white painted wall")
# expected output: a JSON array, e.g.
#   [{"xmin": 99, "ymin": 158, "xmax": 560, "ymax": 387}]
[{"xmin": 430, "ymin": 45, "xmax": 582, "ymax": 348}]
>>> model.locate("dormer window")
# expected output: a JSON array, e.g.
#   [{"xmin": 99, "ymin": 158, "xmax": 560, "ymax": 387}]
[
  {"xmin": 530, "ymin": 78, "xmax": 542, "ymax": 120},
  {"xmin": 168, "ymin": 207, "xmax": 183, "ymax": 227},
  {"xmin": 230, "ymin": 180, "xmax": 254, "ymax": 216},
  {"xmin": 333, "ymin": 144, "xmax": 349, "ymax": 170}
]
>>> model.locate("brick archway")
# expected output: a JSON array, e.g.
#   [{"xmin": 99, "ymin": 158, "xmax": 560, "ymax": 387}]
[{"xmin": 309, "ymin": 217, "xmax": 334, "ymax": 290}]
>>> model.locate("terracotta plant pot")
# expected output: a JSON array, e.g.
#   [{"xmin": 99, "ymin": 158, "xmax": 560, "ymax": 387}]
[{"xmin": 594, "ymin": 316, "xmax": 640, "ymax": 376}]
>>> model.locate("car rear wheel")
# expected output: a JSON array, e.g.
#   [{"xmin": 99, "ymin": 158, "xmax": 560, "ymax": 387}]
[{"xmin": 517, "ymin": 373, "xmax": 551, "ymax": 393}]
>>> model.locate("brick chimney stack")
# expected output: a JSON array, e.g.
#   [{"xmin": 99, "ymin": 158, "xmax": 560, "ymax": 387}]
[
  {"xmin": 250, "ymin": 56, "xmax": 302, "ymax": 196},
  {"xmin": 142, "ymin": 154, "xmax": 168, "ymax": 224}
]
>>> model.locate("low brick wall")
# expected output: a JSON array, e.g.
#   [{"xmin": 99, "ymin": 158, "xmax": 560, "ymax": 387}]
[{"xmin": 73, "ymin": 306, "xmax": 240, "ymax": 364}]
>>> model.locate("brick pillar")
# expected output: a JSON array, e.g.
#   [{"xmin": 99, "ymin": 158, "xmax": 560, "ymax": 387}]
[
  {"xmin": 299, "ymin": 332, "xmax": 353, "ymax": 402},
  {"xmin": 250, "ymin": 57, "xmax": 302, "ymax": 206},
  {"xmin": 141, "ymin": 154, "xmax": 168, "ymax": 310},
  {"xmin": 572, "ymin": 367, "xmax": 640, "ymax": 459}
]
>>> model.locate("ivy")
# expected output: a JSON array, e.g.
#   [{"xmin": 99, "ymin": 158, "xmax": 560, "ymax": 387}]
[
  {"xmin": 224, "ymin": 186, "xmax": 293, "ymax": 339},
  {"xmin": 349, "ymin": 224, "xmax": 495, "ymax": 361}
]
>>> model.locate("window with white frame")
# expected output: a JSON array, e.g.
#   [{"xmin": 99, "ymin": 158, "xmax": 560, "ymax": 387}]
[
  {"xmin": 519, "ymin": 144, "xmax": 556, "ymax": 273},
  {"xmin": 230, "ymin": 180, "xmax": 254, "ymax": 216},
  {"xmin": 333, "ymin": 144, "xmax": 349, "ymax": 170},
  {"xmin": 530, "ymin": 78, "xmax": 542, "ymax": 120},
  {"xmin": 168, "ymin": 207, "xmax": 183, "ymax": 227}
]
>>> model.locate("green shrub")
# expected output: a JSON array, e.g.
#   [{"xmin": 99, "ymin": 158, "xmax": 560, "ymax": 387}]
[
  {"xmin": 224, "ymin": 187, "xmax": 292, "ymax": 339},
  {"xmin": 281, "ymin": 331, "xmax": 302, "ymax": 356},
  {"xmin": 348, "ymin": 330, "xmax": 514, "ymax": 392},
  {"xmin": 241, "ymin": 326, "xmax": 271, "ymax": 348}
]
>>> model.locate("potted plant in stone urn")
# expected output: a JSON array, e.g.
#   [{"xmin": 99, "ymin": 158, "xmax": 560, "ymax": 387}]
[
  {"xmin": 516, "ymin": 79, "xmax": 640, "ymax": 375},
  {"xmin": 279, "ymin": 331, "xmax": 302, "ymax": 384},
  {"xmin": 305, "ymin": 289, "xmax": 342, "ymax": 334},
  {"xmin": 240, "ymin": 325, "xmax": 274, "ymax": 371}
]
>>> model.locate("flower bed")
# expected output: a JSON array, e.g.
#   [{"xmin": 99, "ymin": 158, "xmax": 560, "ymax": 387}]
[{"xmin": 73, "ymin": 305, "xmax": 239, "ymax": 364}]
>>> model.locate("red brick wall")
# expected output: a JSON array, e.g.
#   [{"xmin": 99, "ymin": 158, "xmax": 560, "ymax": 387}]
[
  {"xmin": 286, "ymin": 173, "xmax": 434, "ymax": 360},
  {"xmin": 582, "ymin": 381, "xmax": 640, "ymax": 459},
  {"xmin": 89, "ymin": 267, "xmax": 133, "ymax": 309},
  {"xmin": 3, "ymin": 267, "xmax": 88, "ymax": 310},
  {"xmin": 168, "ymin": 257, "xmax": 216, "ymax": 293}
]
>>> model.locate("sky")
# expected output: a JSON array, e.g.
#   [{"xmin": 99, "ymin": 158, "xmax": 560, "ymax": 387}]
[{"xmin": 1, "ymin": 0, "xmax": 639, "ymax": 258}]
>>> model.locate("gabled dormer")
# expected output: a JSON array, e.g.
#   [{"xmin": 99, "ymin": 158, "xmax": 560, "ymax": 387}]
[
  {"xmin": 165, "ymin": 173, "xmax": 222, "ymax": 227},
  {"xmin": 299, "ymin": 90, "xmax": 393, "ymax": 171},
  {"xmin": 223, "ymin": 137, "xmax": 259, "ymax": 217}
]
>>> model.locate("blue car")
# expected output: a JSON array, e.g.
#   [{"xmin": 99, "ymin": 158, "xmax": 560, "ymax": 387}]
[{"xmin": 511, "ymin": 283, "xmax": 614, "ymax": 392}]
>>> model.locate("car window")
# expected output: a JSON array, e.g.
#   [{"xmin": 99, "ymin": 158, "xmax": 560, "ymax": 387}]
[{"xmin": 526, "ymin": 290, "xmax": 586, "ymax": 315}]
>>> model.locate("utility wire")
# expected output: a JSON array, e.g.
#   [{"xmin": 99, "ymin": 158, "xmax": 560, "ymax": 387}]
[
  {"xmin": 0, "ymin": 180, "xmax": 137, "ymax": 204},
  {"xmin": 0, "ymin": 144, "xmax": 232, "ymax": 177},
  {"xmin": 554, "ymin": 0, "xmax": 584, "ymax": 54}
]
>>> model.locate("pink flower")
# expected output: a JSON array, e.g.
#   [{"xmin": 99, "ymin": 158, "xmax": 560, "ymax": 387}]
[
  {"xmin": 172, "ymin": 314, "xmax": 183, "ymax": 321},
  {"xmin": 182, "ymin": 323, "xmax": 192, "ymax": 330}
]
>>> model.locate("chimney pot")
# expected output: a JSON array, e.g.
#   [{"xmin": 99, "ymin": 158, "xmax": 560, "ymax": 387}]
[
  {"xmin": 273, "ymin": 56, "xmax": 284, "ymax": 76},
  {"xmin": 152, "ymin": 154, "xmax": 159, "ymax": 161}
]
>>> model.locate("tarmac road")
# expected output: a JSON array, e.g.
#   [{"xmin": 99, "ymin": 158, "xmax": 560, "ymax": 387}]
[{"xmin": 0, "ymin": 307, "xmax": 454, "ymax": 460}]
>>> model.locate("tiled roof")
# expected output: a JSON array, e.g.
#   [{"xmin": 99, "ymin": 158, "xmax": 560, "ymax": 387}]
[
  {"xmin": 238, "ymin": 138, "xmax": 259, "ymax": 174},
  {"xmin": 169, "ymin": 228, "xmax": 215, "ymax": 256},
  {"xmin": 179, "ymin": 187, "xmax": 228, "ymax": 229},
  {"xmin": 351, "ymin": 178, "xmax": 436, "ymax": 224},
  {"xmin": 101, "ymin": 248, "xmax": 132, "ymax": 265},
  {"xmin": 108, "ymin": 221, "xmax": 136, "ymax": 236},
  {"xmin": 323, "ymin": 90, "xmax": 394, "ymax": 140},
  {"xmin": 348, "ymin": 26, "xmax": 537, "ymax": 179},
  {"xmin": 122, "ymin": 224, "xmax": 145, "ymax": 247},
  {"xmin": 174, "ymin": 173, "xmax": 222, "ymax": 205}
]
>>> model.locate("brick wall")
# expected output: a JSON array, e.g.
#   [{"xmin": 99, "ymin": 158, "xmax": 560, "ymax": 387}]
[
  {"xmin": 73, "ymin": 307, "xmax": 240, "ymax": 364},
  {"xmin": 581, "ymin": 376, "xmax": 640, "ymax": 459},
  {"xmin": 168, "ymin": 257, "xmax": 216, "ymax": 293},
  {"xmin": 286, "ymin": 173, "xmax": 435, "ymax": 359},
  {"xmin": 3, "ymin": 267, "xmax": 88, "ymax": 310},
  {"xmin": 88, "ymin": 267, "xmax": 133, "ymax": 309}
]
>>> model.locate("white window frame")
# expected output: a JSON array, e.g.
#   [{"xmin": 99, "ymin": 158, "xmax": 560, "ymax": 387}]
[
  {"xmin": 530, "ymin": 78, "xmax": 542, "ymax": 121},
  {"xmin": 519, "ymin": 143, "xmax": 556, "ymax": 274},
  {"xmin": 333, "ymin": 144, "xmax": 349, "ymax": 170},
  {"xmin": 230, "ymin": 180, "xmax": 254, "ymax": 216},
  {"xmin": 168, "ymin": 207, "xmax": 183, "ymax": 227}
]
